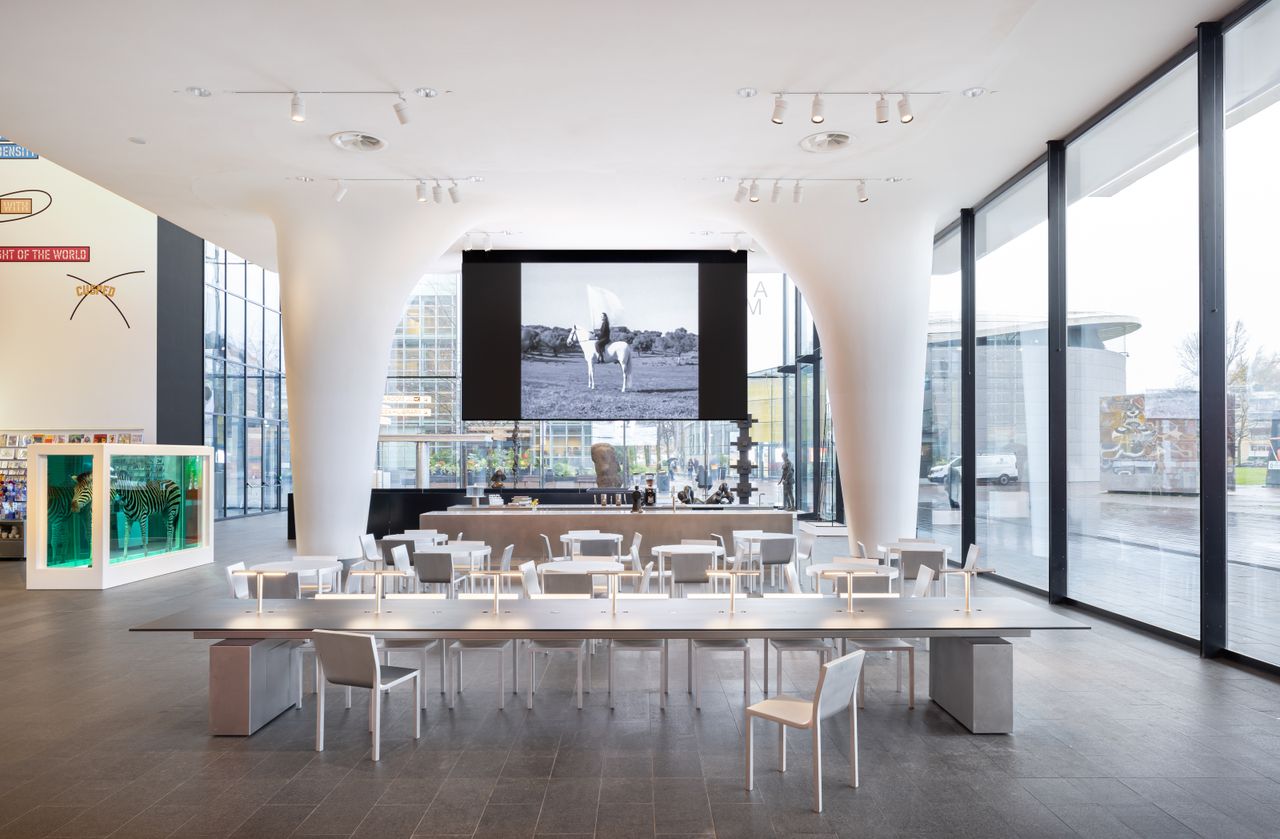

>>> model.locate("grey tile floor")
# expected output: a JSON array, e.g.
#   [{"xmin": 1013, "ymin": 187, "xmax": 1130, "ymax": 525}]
[{"xmin": 1, "ymin": 513, "xmax": 1279, "ymax": 838}]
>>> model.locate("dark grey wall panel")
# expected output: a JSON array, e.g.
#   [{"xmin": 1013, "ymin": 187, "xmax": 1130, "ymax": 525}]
[{"xmin": 155, "ymin": 218, "xmax": 205, "ymax": 445}]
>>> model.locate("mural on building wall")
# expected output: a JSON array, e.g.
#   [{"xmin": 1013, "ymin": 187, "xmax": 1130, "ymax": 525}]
[{"xmin": 1099, "ymin": 392, "xmax": 1200, "ymax": 494}]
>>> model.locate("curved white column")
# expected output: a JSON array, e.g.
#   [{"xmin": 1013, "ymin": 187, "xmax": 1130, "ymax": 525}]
[
  {"xmin": 272, "ymin": 195, "xmax": 476, "ymax": 554},
  {"xmin": 742, "ymin": 206, "xmax": 936, "ymax": 552}
]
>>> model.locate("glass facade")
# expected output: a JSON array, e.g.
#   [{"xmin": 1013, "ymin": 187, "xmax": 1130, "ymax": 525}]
[
  {"xmin": 1065, "ymin": 57, "xmax": 1201, "ymax": 637},
  {"xmin": 922, "ymin": 0, "xmax": 1280, "ymax": 673},
  {"xmin": 203, "ymin": 243, "xmax": 290, "ymax": 519},
  {"xmin": 1225, "ymin": 0, "xmax": 1280, "ymax": 667},
  {"xmin": 919, "ymin": 231, "xmax": 961, "ymax": 557},
  {"xmin": 975, "ymin": 168, "xmax": 1049, "ymax": 590},
  {"xmin": 374, "ymin": 272, "xmax": 835, "ymax": 515}
]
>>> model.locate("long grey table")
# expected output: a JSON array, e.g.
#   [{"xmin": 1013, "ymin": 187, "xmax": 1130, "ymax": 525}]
[{"xmin": 132, "ymin": 597, "xmax": 1087, "ymax": 735}]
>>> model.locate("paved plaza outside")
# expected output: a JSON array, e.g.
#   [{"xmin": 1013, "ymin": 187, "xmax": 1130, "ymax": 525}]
[{"xmin": 917, "ymin": 482, "xmax": 1280, "ymax": 666}]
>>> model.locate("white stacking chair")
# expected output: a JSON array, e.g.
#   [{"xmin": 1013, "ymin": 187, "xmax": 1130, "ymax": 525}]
[
  {"xmin": 388, "ymin": 545, "xmax": 414, "ymax": 592},
  {"xmin": 315, "ymin": 592, "xmax": 444, "ymax": 702},
  {"xmin": 795, "ymin": 529, "xmax": 816, "ymax": 581},
  {"xmin": 497, "ymin": 544, "xmax": 515, "ymax": 592},
  {"xmin": 225, "ymin": 562, "xmax": 249, "ymax": 598},
  {"xmin": 681, "ymin": 539, "xmax": 719, "ymax": 589},
  {"xmin": 445, "ymin": 599, "xmax": 518, "ymax": 710},
  {"xmin": 359, "ymin": 533, "xmax": 381, "ymax": 563},
  {"xmin": 844, "ymin": 574, "xmax": 917, "ymax": 709},
  {"xmin": 608, "ymin": 636, "xmax": 668, "ymax": 710},
  {"xmin": 766, "ymin": 565, "xmax": 836, "ymax": 694},
  {"xmin": 542, "ymin": 572, "xmax": 593, "ymax": 595},
  {"xmin": 313, "ymin": 630, "xmax": 421, "ymax": 762},
  {"xmin": 745, "ymin": 650, "xmax": 866, "ymax": 812},
  {"xmin": 900, "ymin": 546, "xmax": 947, "ymax": 596},
  {"xmin": 519, "ymin": 560, "xmax": 542, "ymax": 597},
  {"xmin": 411, "ymin": 550, "xmax": 457, "ymax": 596},
  {"xmin": 856, "ymin": 540, "xmax": 871, "ymax": 559},
  {"xmin": 943, "ymin": 544, "xmax": 981, "ymax": 596},
  {"xmin": 540, "ymin": 533, "xmax": 565, "ymax": 563},
  {"xmin": 525, "ymin": 590, "xmax": 590, "ymax": 711}
]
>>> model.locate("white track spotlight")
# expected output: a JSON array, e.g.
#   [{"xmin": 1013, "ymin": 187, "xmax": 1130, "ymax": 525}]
[
  {"xmin": 733, "ymin": 180, "xmax": 748, "ymax": 202},
  {"xmin": 748, "ymin": 179, "xmax": 760, "ymax": 202},
  {"xmin": 332, "ymin": 179, "xmax": 347, "ymax": 202},
  {"xmin": 448, "ymin": 181, "xmax": 461, "ymax": 203},
  {"xmin": 857, "ymin": 180, "xmax": 869, "ymax": 203},
  {"xmin": 770, "ymin": 94, "xmax": 787, "ymax": 124},
  {"xmin": 393, "ymin": 95, "xmax": 410, "ymax": 125},
  {"xmin": 416, "ymin": 180, "xmax": 429, "ymax": 203},
  {"xmin": 875, "ymin": 94, "xmax": 888, "ymax": 124},
  {"xmin": 731, "ymin": 233, "xmax": 742, "ymax": 253},
  {"xmin": 463, "ymin": 232, "xmax": 473, "ymax": 251},
  {"xmin": 432, "ymin": 180, "xmax": 443, "ymax": 204},
  {"xmin": 290, "ymin": 92, "xmax": 306, "ymax": 122},
  {"xmin": 898, "ymin": 93, "xmax": 914, "ymax": 124},
  {"xmin": 483, "ymin": 232, "xmax": 492, "ymax": 251},
  {"xmin": 810, "ymin": 93, "xmax": 825, "ymax": 124},
  {"xmin": 770, "ymin": 180, "xmax": 782, "ymax": 203},
  {"xmin": 793, "ymin": 181, "xmax": 804, "ymax": 203}
]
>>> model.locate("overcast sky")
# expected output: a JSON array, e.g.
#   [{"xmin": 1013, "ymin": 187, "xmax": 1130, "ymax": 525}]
[
  {"xmin": 521, "ymin": 262, "xmax": 698, "ymax": 333},
  {"xmin": 930, "ymin": 95, "xmax": 1280, "ymax": 394}
]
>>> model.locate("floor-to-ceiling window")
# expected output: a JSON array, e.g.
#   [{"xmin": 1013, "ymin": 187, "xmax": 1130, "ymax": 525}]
[
  {"xmin": 975, "ymin": 167, "xmax": 1049, "ymax": 588},
  {"xmin": 1065, "ymin": 56, "xmax": 1201, "ymax": 637},
  {"xmin": 919, "ymin": 231, "xmax": 962, "ymax": 557},
  {"xmin": 1225, "ymin": 0, "xmax": 1280, "ymax": 666},
  {"xmin": 203, "ymin": 243, "xmax": 289, "ymax": 519}
]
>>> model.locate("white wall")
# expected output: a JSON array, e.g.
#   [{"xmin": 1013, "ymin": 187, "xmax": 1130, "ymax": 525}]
[{"xmin": 0, "ymin": 154, "xmax": 157, "ymax": 440}]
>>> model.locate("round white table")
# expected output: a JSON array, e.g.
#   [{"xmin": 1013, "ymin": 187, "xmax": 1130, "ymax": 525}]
[
  {"xmin": 386, "ymin": 532, "xmax": 448, "ymax": 547},
  {"xmin": 806, "ymin": 562, "xmax": 899, "ymax": 594},
  {"xmin": 251, "ymin": 558, "xmax": 342, "ymax": 594},
  {"xmin": 541, "ymin": 560, "xmax": 625, "ymax": 575},
  {"xmin": 650, "ymin": 544, "xmax": 726, "ymax": 593}
]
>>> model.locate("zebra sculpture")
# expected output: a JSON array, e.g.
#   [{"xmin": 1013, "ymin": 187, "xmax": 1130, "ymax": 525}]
[
  {"xmin": 70, "ymin": 472, "xmax": 182, "ymax": 558},
  {"xmin": 46, "ymin": 474, "xmax": 92, "ymax": 557}
]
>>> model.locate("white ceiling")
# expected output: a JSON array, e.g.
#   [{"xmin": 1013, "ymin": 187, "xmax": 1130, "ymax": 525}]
[{"xmin": 0, "ymin": 0, "xmax": 1239, "ymax": 271}]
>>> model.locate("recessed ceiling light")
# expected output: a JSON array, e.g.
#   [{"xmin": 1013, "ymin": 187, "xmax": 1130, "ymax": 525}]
[
  {"xmin": 185, "ymin": 86, "xmax": 211, "ymax": 98},
  {"xmin": 715, "ymin": 176, "xmax": 730, "ymax": 183},
  {"xmin": 470, "ymin": 176, "xmax": 484, "ymax": 183},
  {"xmin": 798, "ymin": 131, "xmax": 853, "ymax": 153},
  {"xmin": 330, "ymin": 131, "xmax": 387, "ymax": 152},
  {"xmin": 127, "ymin": 136, "xmax": 147, "ymax": 145},
  {"xmin": 295, "ymin": 176, "xmax": 314, "ymax": 183},
  {"xmin": 737, "ymin": 87, "xmax": 758, "ymax": 98},
  {"xmin": 962, "ymin": 86, "xmax": 987, "ymax": 98},
  {"xmin": 413, "ymin": 87, "xmax": 439, "ymax": 98},
  {"xmin": 885, "ymin": 176, "xmax": 905, "ymax": 183}
]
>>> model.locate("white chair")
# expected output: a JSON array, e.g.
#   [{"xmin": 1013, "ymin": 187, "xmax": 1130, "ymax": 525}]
[
  {"xmin": 608, "ymin": 637, "xmax": 668, "ymax": 710},
  {"xmin": 745, "ymin": 650, "xmax": 866, "ymax": 812},
  {"xmin": 767, "ymin": 567, "xmax": 836, "ymax": 695},
  {"xmin": 344, "ymin": 559, "xmax": 375, "ymax": 593},
  {"xmin": 411, "ymin": 550, "xmax": 458, "ymax": 596},
  {"xmin": 388, "ymin": 545, "xmax": 414, "ymax": 592},
  {"xmin": 843, "ymin": 575, "xmax": 915, "ymax": 709},
  {"xmin": 540, "ymin": 533, "xmax": 564, "ymax": 562},
  {"xmin": 519, "ymin": 560, "xmax": 542, "ymax": 597},
  {"xmin": 315, "ymin": 592, "xmax": 444, "ymax": 703},
  {"xmin": 900, "ymin": 547, "xmax": 947, "ymax": 596},
  {"xmin": 542, "ymin": 572, "xmax": 593, "ymax": 595},
  {"xmin": 856, "ymin": 540, "xmax": 871, "ymax": 559},
  {"xmin": 359, "ymin": 533, "xmax": 381, "ymax": 563},
  {"xmin": 225, "ymin": 562, "xmax": 249, "ymax": 598},
  {"xmin": 910, "ymin": 566, "xmax": 935, "ymax": 599},
  {"xmin": 447, "ymin": 635, "xmax": 515, "ymax": 710},
  {"xmin": 795, "ymin": 530, "xmax": 816, "ymax": 580},
  {"xmin": 525, "ymin": 590, "xmax": 589, "ymax": 710},
  {"xmin": 944, "ymin": 544, "xmax": 980, "ymax": 596},
  {"xmin": 313, "ymin": 629, "xmax": 421, "ymax": 762},
  {"xmin": 671, "ymin": 550, "xmax": 716, "ymax": 598},
  {"xmin": 497, "ymin": 544, "xmax": 515, "ymax": 592},
  {"xmin": 681, "ymin": 539, "xmax": 719, "ymax": 589},
  {"xmin": 758, "ymin": 536, "xmax": 796, "ymax": 591},
  {"xmin": 686, "ymin": 598, "xmax": 751, "ymax": 710}
]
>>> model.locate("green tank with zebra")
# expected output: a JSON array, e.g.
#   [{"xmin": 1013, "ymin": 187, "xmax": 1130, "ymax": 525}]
[{"xmin": 45, "ymin": 452, "xmax": 203, "ymax": 566}]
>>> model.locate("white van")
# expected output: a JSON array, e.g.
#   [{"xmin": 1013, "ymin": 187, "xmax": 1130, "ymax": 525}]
[{"xmin": 931, "ymin": 454, "xmax": 1019, "ymax": 486}]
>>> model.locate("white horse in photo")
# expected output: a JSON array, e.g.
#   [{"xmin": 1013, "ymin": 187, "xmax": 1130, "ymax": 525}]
[{"xmin": 567, "ymin": 324, "xmax": 633, "ymax": 392}]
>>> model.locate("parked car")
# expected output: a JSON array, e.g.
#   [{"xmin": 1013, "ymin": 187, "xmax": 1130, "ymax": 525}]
[{"xmin": 944, "ymin": 453, "xmax": 1020, "ymax": 508}]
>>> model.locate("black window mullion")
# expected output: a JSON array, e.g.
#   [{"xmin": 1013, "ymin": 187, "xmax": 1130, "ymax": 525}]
[
  {"xmin": 1047, "ymin": 140, "xmax": 1069, "ymax": 603},
  {"xmin": 1197, "ymin": 20, "xmax": 1228, "ymax": 658},
  {"xmin": 960, "ymin": 209, "xmax": 977, "ymax": 557}
]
